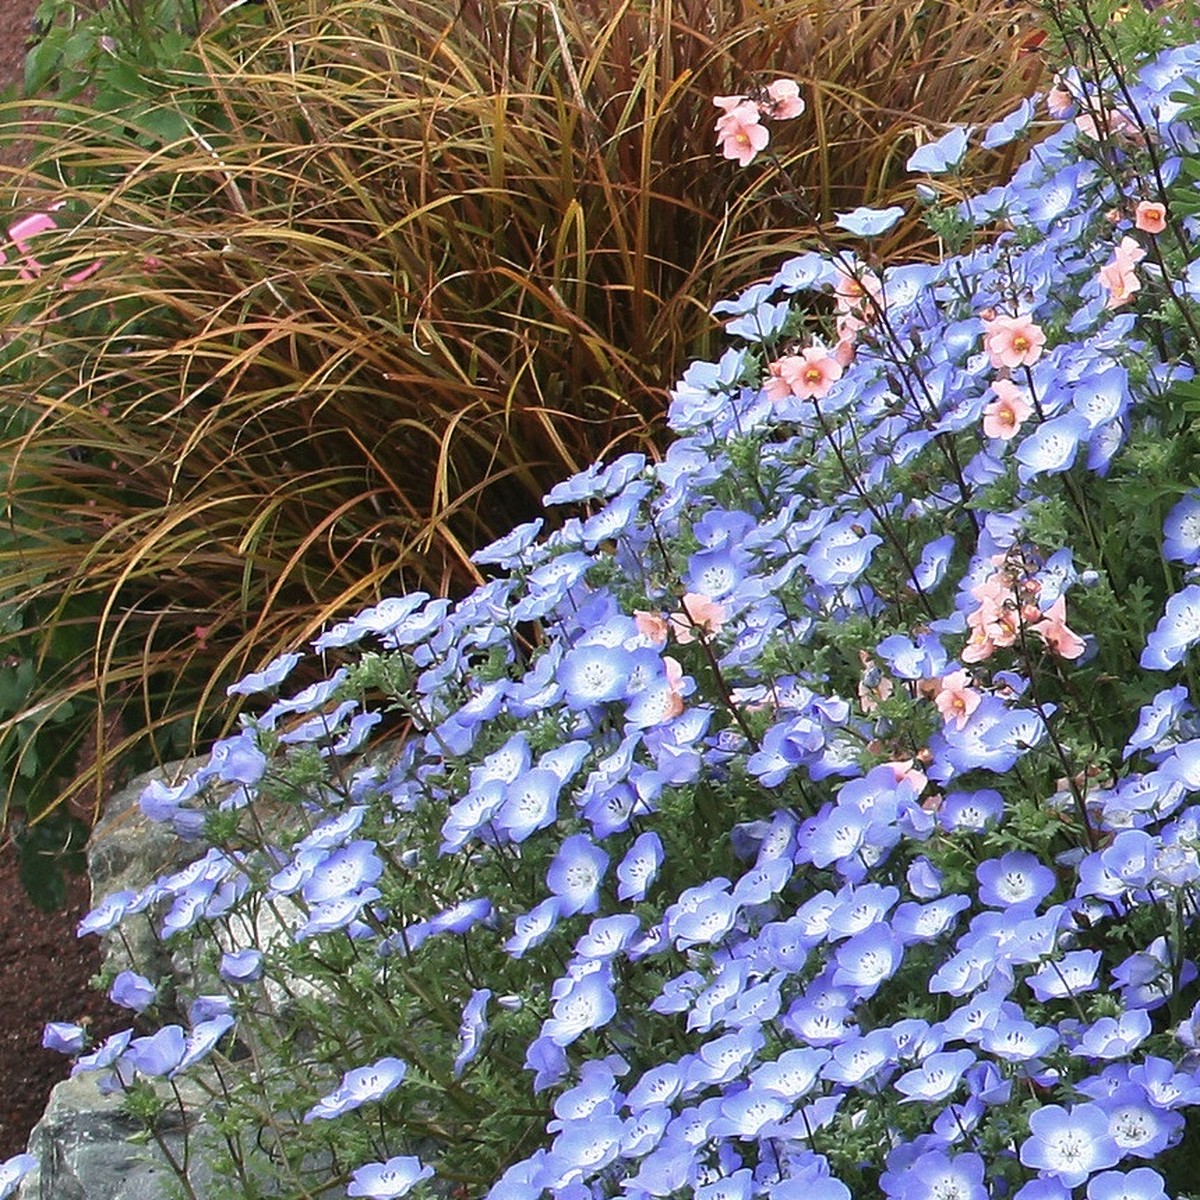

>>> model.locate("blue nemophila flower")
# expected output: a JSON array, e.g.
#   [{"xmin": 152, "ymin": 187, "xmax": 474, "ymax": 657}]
[
  {"xmin": 1020, "ymin": 1102, "xmax": 1121, "ymax": 1187},
  {"xmin": 494, "ymin": 768, "xmax": 563, "ymax": 843},
  {"xmin": 617, "ymin": 831, "xmax": 664, "ymax": 901},
  {"xmin": 983, "ymin": 95, "xmax": 1037, "ymax": 149},
  {"xmin": 109, "ymin": 969, "xmax": 157, "ymax": 1013},
  {"xmin": 894, "ymin": 1048, "xmax": 977, "ymax": 1103},
  {"xmin": 1124, "ymin": 684, "xmax": 1191, "ymax": 758},
  {"xmin": 541, "ymin": 965, "xmax": 617, "ymax": 1047},
  {"xmin": 1099, "ymin": 1084, "xmax": 1184, "ymax": 1158},
  {"xmin": 1074, "ymin": 1010, "xmax": 1153, "ymax": 1060},
  {"xmin": 547, "ymin": 835, "xmax": 608, "ymax": 915},
  {"xmin": 219, "ymin": 948, "xmax": 264, "ymax": 985},
  {"xmin": 347, "ymin": 1156, "xmax": 433, "ymax": 1200},
  {"xmin": 454, "ymin": 988, "xmax": 491, "ymax": 1077},
  {"xmin": 834, "ymin": 206, "xmax": 906, "ymax": 237},
  {"xmin": 1026, "ymin": 949, "xmax": 1102, "ymax": 1001},
  {"xmin": 749, "ymin": 1046, "xmax": 829, "ymax": 1102},
  {"xmin": 830, "ymin": 926, "xmax": 905, "ymax": 996},
  {"xmin": 302, "ymin": 840, "xmax": 384, "ymax": 904},
  {"xmin": 304, "ymin": 1056, "xmax": 407, "ymax": 1122},
  {"xmin": 891, "ymin": 893, "xmax": 971, "ymax": 941},
  {"xmin": 979, "ymin": 1015, "xmax": 1060, "ymax": 1062},
  {"xmin": 41, "ymin": 1021, "xmax": 85, "ymax": 1055},
  {"xmin": 174, "ymin": 1014, "xmax": 236, "ymax": 1076},
  {"xmin": 1141, "ymin": 584, "xmax": 1200, "ymax": 669},
  {"xmin": 1014, "ymin": 410, "xmax": 1091, "ymax": 482},
  {"xmin": 559, "ymin": 642, "xmax": 636, "ymax": 708},
  {"xmin": 77, "ymin": 888, "xmax": 137, "ymax": 937},
  {"xmin": 294, "ymin": 887, "xmax": 382, "ymax": 941},
  {"xmin": 471, "ymin": 518, "xmax": 544, "ymax": 567},
  {"xmin": 906, "ymin": 124, "xmax": 970, "ymax": 174},
  {"xmin": 1085, "ymin": 1168, "xmax": 1169, "ymax": 1200},
  {"xmin": 574, "ymin": 913, "xmax": 639, "ymax": 961},
  {"xmin": 1162, "ymin": 493, "xmax": 1200, "ymax": 564},
  {"xmin": 0, "ymin": 1153, "xmax": 37, "ymax": 1200},
  {"xmin": 976, "ymin": 850, "xmax": 1057, "ymax": 908},
  {"xmin": 226, "ymin": 651, "xmax": 304, "ymax": 697},
  {"xmin": 883, "ymin": 1150, "xmax": 987, "ymax": 1200},
  {"xmin": 124, "ymin": 1025, "xmax": 187, "ymax": 1079},
  {"xmin": 505, "ymin": 898, "xmax": 561, "ymax": 959}
]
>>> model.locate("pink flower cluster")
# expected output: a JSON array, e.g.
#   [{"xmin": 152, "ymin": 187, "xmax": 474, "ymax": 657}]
[
  {"xmin": 4, "ymin": 204, "xmax": 100, "ymax": 286},
  {"xmin": 962, "ymin": 555, "xmax": 1086, "ymax": 665},
  {"xmin": 713, "ymin": 79, "xmax": 804, "ymax": 167}
]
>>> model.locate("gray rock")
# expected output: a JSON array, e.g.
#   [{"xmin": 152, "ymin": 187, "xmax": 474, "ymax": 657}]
[{"xmin": 16, "ymin": 1073, "xmax": 213, "ymax": 1200}]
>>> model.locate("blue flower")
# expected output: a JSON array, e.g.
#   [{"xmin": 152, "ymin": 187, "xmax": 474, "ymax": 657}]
[
  {"xmin": 226, "ymin": 651, "xmax": 304, "ymax": 696},
  {"xmin": 617, "ymin": 832, "xmax": 664, "ymax": 901},
  {"xmin": 894, "ymin": 1049, "xmax": 977, "ymax": 1103},
  {"xmin": 1085, "ymin": 1168, "xmax": 1168, "ymax": 1200},
  {"xmin": 347, "ymin": 1156, "xmax": 433, "ymax": 1200},
  {"xmin": 546, "ymin": 836, "xmax": 608, "ymax": 915},
  {"xmin": 906, "ymin": 125, "xmax": 970, "ymax": 173},
  {"xmin": 219, "ymin": 949, "xmax": 264, "ymax": 985},
  {"xmin": 1019, "ymin": 1103, "xmax": 1121, "ymax": 1187},
  {"xmin": 834, "ymin": 206, "xmax": 906, "ymax": 237},
  {"xmin": 1097, "ymin": 1085, "xmax": 1184, "ymax": 1159},
  {"xmin": 41, "ymin": 1021, "xmax": 85, "ymax": 1055},
  {"xmin": 982, "ymin": 96, "xmax": 1037, "ymax": 148},
  {"xmin": 1162, "ymin": 493, "xmax": 1200, "ymax": 564},
  {"xmin": 976, "ymin": 851, "xmax": 1057, "ymax": 908},
  {"xmin": 454, "ymin": 989, "xmax": 491, "ymax": 1077},
  {"xmin": 1141, "ymin": 584, "xmax": 1200, "ymax": 669},
  {"xmin": 0, "ymin": 1153, "xmax": 37, "ymax": 1200},
  {"xmin": 1026, "ymin": 950, "xmax": 1101, "ymax": 1001},
  {"xmin": 109, "ymin": 970, "xmax": 157, "ymax": 1014},
  {"xmin": 304, "ymin": 1056, "xmax": 408, "ymax": 1122},
  {"xmin": 541, "ymin": 965, "xmax": 617, "ymax": 1046}
]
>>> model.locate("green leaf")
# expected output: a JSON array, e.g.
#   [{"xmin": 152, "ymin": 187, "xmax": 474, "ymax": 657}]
[{"xmin": 23, "ymin": 28, "xmax": 66, "ymax": 96}]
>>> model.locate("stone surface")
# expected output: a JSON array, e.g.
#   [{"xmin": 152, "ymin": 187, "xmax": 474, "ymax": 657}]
[
  {"xmin": 17, "ymin": 761, "xmax": 208, "ymax": 1200},
  {"xmin": 15, "ymin": 1073, "xmax": 213, "ymax": 1200}
]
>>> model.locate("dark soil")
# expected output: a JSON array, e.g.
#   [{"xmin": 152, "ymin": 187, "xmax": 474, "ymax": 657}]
[{"xmin": 0, "ymin": 839, "xmax": 128, "ymax": 1160}]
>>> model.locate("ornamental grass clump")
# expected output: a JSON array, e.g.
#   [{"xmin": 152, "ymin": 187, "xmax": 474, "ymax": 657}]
[
  {"xmin": 27, "ymin": 21, "xmax": 1200, "ymax": 1200},
  {"xmin": 0, "ymin": 0, "xmax": 1043, "ymax": 834}
]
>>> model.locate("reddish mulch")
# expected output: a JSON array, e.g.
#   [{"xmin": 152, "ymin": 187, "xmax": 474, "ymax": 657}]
[{"xmin": 0, "ymin": 840, "xmax": 128, "ymax": 1160}]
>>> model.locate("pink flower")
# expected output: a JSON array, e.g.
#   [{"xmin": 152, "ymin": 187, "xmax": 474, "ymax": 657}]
[
  {"xmin": 763, "ymin": 79, "xmax": 804, "ymax": 120},
  {"xmin": 714, "ymin": 101, "xmax": 769, "ymax": 167},
  {"xmin": 1046, "ymin": 83, "xmax": 1073, "ymax": 119},
  {"xmin": 670, "ymin": 593, "xmax": 727, "ymax": 644},
  {"xmin": 982, "ymin": 379, "xmax": 1033, "ymax": 440},
  {"xmin": 790, "ymin": 346, "xmax": 843, "ymax": 400},
  {"xmin": 1031, "ymin": 596, "xmax": 1086, "ymax": 660},
  {"xmin": 764, "ymin": 346, "xmax": 843, "ymax": 402},
  {"xmin": 661, "ymin": 656, "xmax": 686, "ymax": 720},
  {"xmin": 633, "ymin": 611, "xmax": 670, "ymax": 646},
  {"xmin": 1113, "ymin": 235, "xmax": 1146, "ymax": 270},
  {"xmin": 982, "ymin": 313, "xmax": 1046, "ymax": 369},
  {"xmin": 1134, "ymin": 200, "xmax": 1167, "ymax": 234},
  {"xmin": 885, "ymin": 758, "xmax": 928, "ymax": 796},
  {"xmin": 934, "ymin": 670, "xmax": 981, "ymax": 730},
  {"xmin": 1099, "ymin": 261, "xmax": 1140, "ymax": 308}
]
